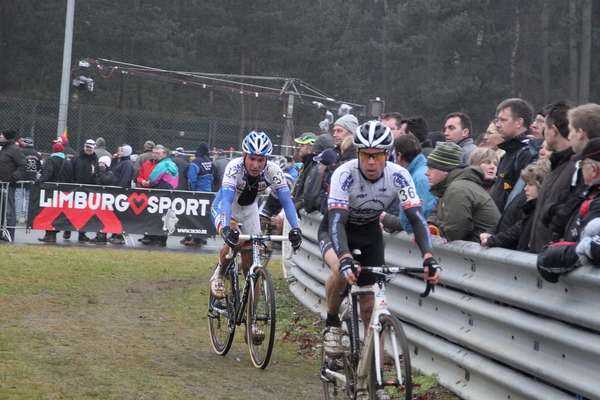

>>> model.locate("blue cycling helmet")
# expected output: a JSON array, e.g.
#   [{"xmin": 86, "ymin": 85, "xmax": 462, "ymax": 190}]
[{"xmin": 242, "ymin": 131, "xmax": 273, "ymax": 156}]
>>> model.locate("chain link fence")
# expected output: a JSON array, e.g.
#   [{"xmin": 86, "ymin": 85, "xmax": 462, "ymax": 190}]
[{"xmin": 0, "ymin": 96, "xmax": 315, "ymax": 156}]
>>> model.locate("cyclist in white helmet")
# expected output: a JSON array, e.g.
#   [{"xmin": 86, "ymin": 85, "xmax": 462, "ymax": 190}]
[
  {"xmin": 210, "ymin": 131, "xmax": 302, "ymax": 305},
  {"xmin": 319, "ymin": 121, "xmax": 441, "ymax": 380}
]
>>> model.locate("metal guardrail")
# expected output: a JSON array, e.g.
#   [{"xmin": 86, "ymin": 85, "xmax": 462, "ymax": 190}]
[{"xmin": 287, "ymin": 211, "xmax": 600, "ymax": 400}]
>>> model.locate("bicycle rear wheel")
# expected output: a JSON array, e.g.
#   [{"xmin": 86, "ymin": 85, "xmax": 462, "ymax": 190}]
[
  {"xmin": 246, "ymin": 266, "xmax": 276, "ymax": 369},
  {"xmin": 368, "ymin": 315, "xmax": 411, "ymax": 400},
  {"xmin": 208, "ymin": 267, "xmax": 237, "ymax": 356}
]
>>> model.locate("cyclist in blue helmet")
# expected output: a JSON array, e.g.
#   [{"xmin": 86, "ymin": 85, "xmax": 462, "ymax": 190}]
[{"xmin": 210, "ymin": 131, "xmax": 302, "ymax": 339}]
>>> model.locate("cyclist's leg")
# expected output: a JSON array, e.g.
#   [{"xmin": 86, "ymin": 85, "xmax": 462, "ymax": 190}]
[
  {"xmin": 349, "ymin": 219, "xmax": 385, "ymax": 331},
  {"xmin": 319, "ymin": 216, "xmax": 346, "ymax": 358}
]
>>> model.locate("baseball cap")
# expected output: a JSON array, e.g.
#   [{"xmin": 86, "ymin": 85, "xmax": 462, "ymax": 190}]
[
  {"xmin": 53, "ymin": 135, "xmax": 68, "ymax": 144},
  {"xmin": 23, "ymin": 137, "xmax": 34, "ymax": 145},
  {"xmin": 294, "ymin": 132, "xmax": 317, "ymax": 145},
  {"xmin": 576, "ymin": 137, "xmax": 600, "ymax": 162},
  {"xmin": 85, "ymin": 139, "xmax": 96, "ymax": 148},
  {"xmin": 314, "ymin": 148, "xmax": 338, "ymax": 166}
]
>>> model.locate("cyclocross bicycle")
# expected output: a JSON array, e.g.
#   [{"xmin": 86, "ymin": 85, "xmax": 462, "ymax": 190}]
[
  {"xmin": 321, "ymin": 265, "xmax": 435, "ymax": 399},
  {"xmin": 207, "ymin": 233, "xmax": 288, "ymax": 369}
]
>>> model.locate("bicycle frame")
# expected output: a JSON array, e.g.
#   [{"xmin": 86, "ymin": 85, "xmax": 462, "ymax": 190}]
[
  {"xmin": 325, "ymin": 279, "xmax": 400, "ymax": 392},
  {"xmin": 213, "ymin": 233, "xmax": 288, "ymax": 326},
  {"xmin": 322, "ymin": 265, "xmax": 432, "ymax": 396}
]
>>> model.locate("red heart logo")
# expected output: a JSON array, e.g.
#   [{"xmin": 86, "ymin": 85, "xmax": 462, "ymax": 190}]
[{"xmin": 128, "ymin": 192, "xmax": 149, "ymax": 215}]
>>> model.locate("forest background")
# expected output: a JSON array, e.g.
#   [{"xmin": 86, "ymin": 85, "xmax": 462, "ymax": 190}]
[{"xmin": 0, "ymin": 0, "xmax": 597, "ymax": 148}]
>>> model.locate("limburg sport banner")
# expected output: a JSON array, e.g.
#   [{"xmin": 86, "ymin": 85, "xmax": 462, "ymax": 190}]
[{"xmin": 28, "ymin": 183, "xmax": 216, "ymax": 237}]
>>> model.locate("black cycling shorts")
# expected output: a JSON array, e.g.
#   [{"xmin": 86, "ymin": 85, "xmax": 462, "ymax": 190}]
[{"xmin": 318, "ymin": 214, "xmax": 385, "ymax": 286}]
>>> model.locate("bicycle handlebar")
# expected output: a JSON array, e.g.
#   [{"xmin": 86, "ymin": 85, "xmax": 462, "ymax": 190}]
[
  {"xmin": 224, "ymin": 234, "xmax": 290, "ymax": 259},
  {"xmin": 340, "ymin": 266, "xmax": 436, "ymax": 298},
  {"xmin": 238, "ymin": 234, "xmax": 289, "ymax": 242}
]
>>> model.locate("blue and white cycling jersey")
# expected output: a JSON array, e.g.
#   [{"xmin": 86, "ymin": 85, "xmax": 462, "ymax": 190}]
[
  {"xmin": 212, "ymin": 157, "xmax": 298, "ymax": 233},
  {"xmin": 328, "ymin": 159, "xmax": 423, "ymax": 225}
]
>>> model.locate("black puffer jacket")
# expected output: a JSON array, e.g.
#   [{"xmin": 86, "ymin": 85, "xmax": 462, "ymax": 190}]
[
  {"xmin": 0, "ymin": 138, "xmax": 27, "ymax": 184},
  {"xmin": 487, "ymin": 198, "xmax": 537, "ymax": 251},
  {"xmin": 491, "ymin": 131, "xmax": 532, "ymax": 212},
  {"xmin": 537, "ymin": 181, "xmax": 600, "ymax": 282},
  {"xmin": 39, "ymin": 155, "xmax": 74, "ymax": 183},
  {"xmin": 72, "ymin": 150, "xmax": 98, "ymax": 184}
]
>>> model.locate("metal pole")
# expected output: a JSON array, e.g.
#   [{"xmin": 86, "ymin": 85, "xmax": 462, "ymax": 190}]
[{"xmin": 57, "ymin": 0, "xmax": 76, "ymax": 138}]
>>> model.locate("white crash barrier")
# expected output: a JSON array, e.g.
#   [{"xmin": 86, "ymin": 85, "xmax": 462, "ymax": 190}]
[{"xmin": 287, "ymin": 211, "xmax": 600, "ymax": 400}]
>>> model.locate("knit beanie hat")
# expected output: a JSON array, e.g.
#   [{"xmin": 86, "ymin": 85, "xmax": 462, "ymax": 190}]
[
  {"xmin": 334, "ymin": 115, "xmax": 359, "ymax": 135},
  {"xmin": 426, "ymin": 142, "xmax": 462, "ymax": 172},
  {"xmin": 1, "ymin": 130, "xmax": 17, "ymax": 141},
  {"xmin": 144, "ymin": 140, "xmax": 155, "ymax": 151},
  {"xmin": 52, "ymin": 143, "xmax": 64, "ymax": 153},
  {"xmin": 122, "ymin": 145, "xmax": 132, "ymax": 157},
  {"xmin": 98, "ymin": 156, "xmax": 111, "ymax": 168}
]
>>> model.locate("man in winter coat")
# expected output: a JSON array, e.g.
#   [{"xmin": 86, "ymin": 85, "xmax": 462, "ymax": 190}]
[
  {"xmin": 183, "ymin": 142, "xmax": 213, "ymax": 246},
  {"xmin": 16, "ymin": 136, "xmax": 42, "ymax": 224},
  {"xmin": 0, "ymin": 129, "xmax": 27, "ymax": 241},
  {"xmin": 188, "ymin": 142, "xmax": 213, "ymax": 192},
  {"xmin": 90, "ymin": 156, "xmax": 115, "ymax": 244},
  {"xmin": 444, "ymin": 112, "xmax": 477, "ymax": 164},
  {"xmin": 171, "ymin": 147, "xmax": 190, "ymax": 191},
  {"xmin": 291, "ymin": 133, "xmax": 335, "ymax": 212},
  {"xmin": 65, "ymin": 139, "xmax": 98, "ymax": 242},
  {"xmin": 529, "ymin": 102, "xmax": 576, "ymax": 253},
  {"xmin": 211, "ymin": 149, "xmax": 229, "ymax": 192},
  {"xmin": 133, "ymin": 140, "xmax": 155, "ymax": 181},
  {"xmin": 425, "ymin": 142, "xmax": 500, "ymax": 243},
  {"xmin": 36, "ymin": 143, "xmax": 74, "ymax": 242},
  {"xmin": 107, "ymin": 144, "xmax": 134, "ymax": 244},
  {"xmin": 490, "ymin": 98, "xmax": 535, "ymax": 212},
  {"xmin": 537, "ymin": 138, "xmax": 600, "ymax": 282}
]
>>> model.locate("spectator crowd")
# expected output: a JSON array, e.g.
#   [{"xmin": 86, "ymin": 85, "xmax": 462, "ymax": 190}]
[{"xmin": 2, "ymin": 97, "xmax": 600, "ymax": 283}]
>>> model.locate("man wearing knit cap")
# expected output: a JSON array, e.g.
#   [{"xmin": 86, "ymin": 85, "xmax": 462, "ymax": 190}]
[
  {"xmin": 0, "ymin": 130, "xmax": 27, "ymax": 241},
  {"xmin": 426, "ymin": 142, "xmax": 500, "ymax": 243},
  {"xmin": 107, "ymin": 144, "xmax": 134, "ymax": 244},
  {"xmin": 94, "ymin": 137, "xmax": 112, "ymax": 160},
  {"xmin": 134, "ymin": 140, "xmax": 155, "ymax": 181}
]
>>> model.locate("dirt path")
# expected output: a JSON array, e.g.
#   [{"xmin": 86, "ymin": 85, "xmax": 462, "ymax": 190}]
[{"xmin": 12, "ymin": 277, "xmax": 324, "ymax": 399}]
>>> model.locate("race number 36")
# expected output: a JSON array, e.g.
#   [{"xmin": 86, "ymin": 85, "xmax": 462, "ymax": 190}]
[{"xmin": 398, "ymin": 187, "xmax": 416, "ymax": 202}]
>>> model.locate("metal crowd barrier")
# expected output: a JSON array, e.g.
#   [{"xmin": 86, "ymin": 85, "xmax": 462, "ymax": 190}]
[
  {"xmin": 0, "ymin": 180, "xmax": 31, "ymax": 242},
  {"xmin": 286, "ymin": 211, "xmax": 600, "ymax": 400}
]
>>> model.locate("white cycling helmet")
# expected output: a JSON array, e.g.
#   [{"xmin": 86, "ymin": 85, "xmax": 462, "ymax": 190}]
[
  {"xmin": 354, "ymin": 120, "xmax": 394, "ymax": 150},
  {"xmin": 242, "ymin": 131, "xmax": 273, "ymax": 156}
]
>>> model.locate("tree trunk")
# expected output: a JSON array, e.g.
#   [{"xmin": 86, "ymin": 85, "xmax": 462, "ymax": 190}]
[
  {"xmin": 569, "ymin": 0, "xmax": 578, "ymax": 103},
  {"xmin": 579, "ymin": 0, "xmax": 591, "ymax": 104},
  {"xmin": 239, "ymin": 52, "xmax": 246, "ymax": 149},
  {"xmin": 541, "ymin": 0, "xmax": 550, "ymax": 104},
  {"xmin": 510, "ymin": 5, "xmax": 521, "ymax": 94}
]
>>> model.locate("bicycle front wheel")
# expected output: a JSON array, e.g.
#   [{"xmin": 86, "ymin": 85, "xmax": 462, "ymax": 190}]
[
  {"xmin": 208, "ymin": 268, "xmax": 237, "ymax": 356},
  {"xmin": 321, "ymin": 344, "xmax": 348, "ymax": 399},
  {"xmin": 246, "ymin": 266, "xmax": 276, "ymax": 369},
  {"xmin": 368, "ymin": 315, "xmax": 412, "ymax": 400}
]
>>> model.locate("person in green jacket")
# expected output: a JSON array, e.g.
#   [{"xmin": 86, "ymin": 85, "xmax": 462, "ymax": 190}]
[{"xmin": 425, "ymin": 142, "xmax": 501, "ymax": 243}]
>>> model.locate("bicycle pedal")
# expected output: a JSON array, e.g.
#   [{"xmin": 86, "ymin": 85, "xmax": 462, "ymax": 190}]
[
  {"xmin": 213, "ymin": 300, "xmax": 226, "ymax": 309},
  {"xmin": 320, "ymin": 372, "xmax": 335, "ymax": 383}
]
